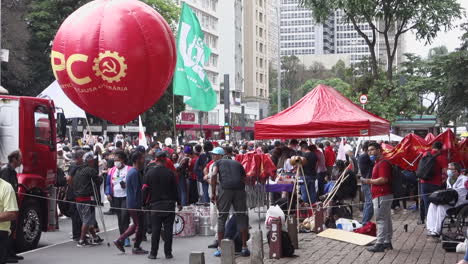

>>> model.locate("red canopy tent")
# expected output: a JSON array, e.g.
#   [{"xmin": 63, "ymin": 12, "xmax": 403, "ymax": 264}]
[{"xmin": 254, "ymin": 84, "xmax": 390, "ymax": 139}]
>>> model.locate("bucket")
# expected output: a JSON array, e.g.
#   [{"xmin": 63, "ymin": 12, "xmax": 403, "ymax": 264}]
[{"xmin": 199, "ymin": 216, "xmax": 215, "ymax": 236}]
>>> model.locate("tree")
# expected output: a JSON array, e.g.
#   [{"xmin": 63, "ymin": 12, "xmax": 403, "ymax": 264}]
[
  {"xmin": 281, "ymin": 55, "xmax": 303, "ymax": 106},
  {"xmin": 299, "ymin": 0, "xmax": 462, "ymax": 84},
  {"xmin": 433, "ymin": 51, "xmax": 468, "ymax": 126}
]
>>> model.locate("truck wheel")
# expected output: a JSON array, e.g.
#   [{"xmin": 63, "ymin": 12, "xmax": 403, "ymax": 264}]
[{"xmin": 15, "ymin": 200, "xmax": 42, "ymax": 252}]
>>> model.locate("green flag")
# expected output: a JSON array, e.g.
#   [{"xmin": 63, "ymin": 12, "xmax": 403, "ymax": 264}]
[{"xmin": 173, "ymin": 3, "xmax": 216, "ymax": 112}]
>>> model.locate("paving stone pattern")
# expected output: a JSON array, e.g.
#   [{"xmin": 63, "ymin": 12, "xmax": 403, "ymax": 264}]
[{"xmin": 237, "ymin": 209, "xmax": 466, "ymax": 264}]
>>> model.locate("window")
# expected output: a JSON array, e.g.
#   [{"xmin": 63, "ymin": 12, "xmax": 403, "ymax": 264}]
[
  {"xmin": 259, "ymin": 73, "xmax": 264, "ymax": 83},
  {"xmin": 259, "ymin": 58, "xmax": 263, "ymax": 68},
  {"xmin": 259, "ymin": 12, "xmax": 263, "ymax": 23},
  {"xmin": 34, "ymin": 106, "xmax": 52, "ymax": 146}
]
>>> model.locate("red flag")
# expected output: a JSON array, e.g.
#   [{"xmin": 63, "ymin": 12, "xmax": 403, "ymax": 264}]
[
  {"xmin": 453, "ymin": 139, "xmax": 468, "ymax": 168},
  {"xmin": 384, "ymin": 134, "xmax": 429, "ymax": 171},
  {"xmin": 425, "ymin": 133, "xmax": 435, "ymax": 142},
  {"xmin": 428, "ymin": 129, "xmax": 457, "ymax": 151},
  {"xmin": 381, "ymin": 143, "xmax": 394, "ymax": 152}
]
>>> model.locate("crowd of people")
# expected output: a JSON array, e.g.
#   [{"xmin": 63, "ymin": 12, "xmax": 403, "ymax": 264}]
[{"xmin": 1, "ymin": 134, "xmax": 468, "ymax": 263}]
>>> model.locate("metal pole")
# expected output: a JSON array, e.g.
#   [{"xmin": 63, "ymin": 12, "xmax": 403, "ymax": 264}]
[
  {"xmin": 277, "ymin": 6, "xmax": 281, "ymax": 113},
  {"xmin": 172, "ymin": 93, "xmax": 177, "ymax": 145}
]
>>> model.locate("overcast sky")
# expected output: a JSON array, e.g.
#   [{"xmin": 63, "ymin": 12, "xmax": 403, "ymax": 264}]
[{"xmin": 405, "ymin": 0, "xmax": 468, "ymax": 57}]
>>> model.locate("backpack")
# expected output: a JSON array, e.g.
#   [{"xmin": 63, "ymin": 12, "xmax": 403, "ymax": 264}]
[
  {"xmin": 428, "ymin": 189, "xmax": 458, "ymax": 206},
  {"xmin": 416, "ymin": 151, "xmax": 440, "ymax": 180},
  {"xmin": 266, "ymin": 230, "xmax": 295, "ymax": 257},
  {"xmin": 383, "ymin": 161, "xmax": 406, "ymax": 199}
]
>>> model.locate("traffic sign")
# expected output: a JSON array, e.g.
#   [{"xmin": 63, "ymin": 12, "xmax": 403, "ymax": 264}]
[{"xmin": 359, "ymin": 94, "xmax": 368, "ymax": 105}]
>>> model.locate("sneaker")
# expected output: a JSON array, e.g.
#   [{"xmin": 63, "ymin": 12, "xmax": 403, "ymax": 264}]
[
  {"xmin": 91, "ymin": 235, "xmax": 104, "ymax": 245},
  {"xmin": 165, "ymin": 254, "xmax": 173, "ymax": 259},
  {"xmin": 132, "ymin": 247, "xmax": 149, "ymax": 255},
  {"xmin": 367, "ymin": 243, "xmax": 385, "ymax": 253},
  {"xmin": 114, "ymin": 240, "xmax": 125, "ymax": 253},
  {"xmin": 383, "ymin": 242, "xmax": 393, "ymax": 250},
  {"xmin": 207, "ymin": 240, "xmax": 218, "ymax": 249},
  {"xmin": 77, "ymin": 239, "xmax": 92, "ymax": 247},
  {"xmin": 241, "ymin": 248, "xmax": 251, "ymax": 257},
  {"xmin": 214, "ymin": 250, "xmax": 221, "ymax": 257},
  {"xmin": 124, "ymin": 238, "xmax": 131, "ymax": 247}
]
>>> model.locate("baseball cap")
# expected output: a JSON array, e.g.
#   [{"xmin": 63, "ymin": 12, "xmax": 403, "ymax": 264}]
[
  {"xmin": 83, "ymin": 152, "xmax": 96, "ymax": 162},
  {"xmin": 210, "ymin": 147, "xmax": 225, "ymax": 155}
]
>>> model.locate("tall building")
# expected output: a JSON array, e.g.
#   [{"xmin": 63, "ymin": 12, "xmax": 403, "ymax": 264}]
[
  {"xmin": 268, "ymin": 0, "xmax": 280, "ymax": 69},
  {"xmin": 243, "ymin": 0, "xmax": 270, "ymax": 117},
  {"xmin": 279, "ymin": 0, "xmax": 405, "ymax": 66},
  {"xmin": 174, "ymin": 0, "xmax": 222, "ymax": 140},
  {"xmin": 279, "ymin": 0, "xmax": 319, "ymax": 56},
  {"xmin": 218, "ymin": 0, "xmax": 259, "ymax": 140},
  {"xmin": 175, "ymin": 0, "xmax": 259, "ymax": 140}
]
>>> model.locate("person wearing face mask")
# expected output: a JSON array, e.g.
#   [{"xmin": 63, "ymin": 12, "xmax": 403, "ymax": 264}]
[
  {"xmin": 426, "ymin": 162, "xmax": 467, "ymax": 237},
  {"xmin": 105, "ymin": 150, "xmax": 131, "ymax": 247},
  {"xmin": 361, "ymin": 143, "xmax": 393, "ymax": 253}
]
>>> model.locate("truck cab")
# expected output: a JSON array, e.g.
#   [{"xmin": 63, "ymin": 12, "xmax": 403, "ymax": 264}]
[{"xmin": 0, "ymin": 95, "xmax": 66, "ymax": 251}]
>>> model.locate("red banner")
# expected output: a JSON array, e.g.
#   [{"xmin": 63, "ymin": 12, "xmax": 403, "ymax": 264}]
[
  {"xmin": 425, "ymin": 133, "xmax": 436, "ymax": 142},
  {"xmin": 384, "ymin": 129, "xmax": 462, "ymax": 171}
]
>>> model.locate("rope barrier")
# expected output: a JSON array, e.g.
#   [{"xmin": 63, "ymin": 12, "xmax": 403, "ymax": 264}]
[{"xmin": 16, "ymin": 186, "xmax": 456, "ymax": 215}]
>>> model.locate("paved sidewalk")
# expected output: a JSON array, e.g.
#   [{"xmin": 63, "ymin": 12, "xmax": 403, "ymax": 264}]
[{"xmin": 238, "ymin": 209, "xmax": 466, "ymax": 264}]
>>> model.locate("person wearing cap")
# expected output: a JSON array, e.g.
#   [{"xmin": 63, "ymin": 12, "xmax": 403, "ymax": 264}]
[
  {"xmin": 71, "ymin": 151, "xmax": 103, "ymax": 247},
  {"xmin": 143, "ymin": 152, "xmax": 181, "ymax": 260},
  {"xmin": 210, "ymin": 147, "xmax": 250, "ymax": 257}
]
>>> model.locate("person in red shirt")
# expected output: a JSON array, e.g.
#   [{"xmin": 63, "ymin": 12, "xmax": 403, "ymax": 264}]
[
  {"xmin": 361, "ymin": 142, "xmax": 393, "ymax": 253},
  {"xmin": 188, "ymin": 145, "xmax": 201, "ymax": 205},
  {"xmin": 419, "ymin": 141, "xmax": 448, "ymax": 222},
  {"xmin": 324, "ymin": 141, "xmax": 336, "ymax": 177}
]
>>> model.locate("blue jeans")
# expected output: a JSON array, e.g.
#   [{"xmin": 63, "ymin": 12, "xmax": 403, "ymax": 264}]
[
  {"xmin": 178, "ymin": 178, "xmax": 187, "ymax": 206},
  {"xmin": 420, "ymin": 183, "xmax": 440, "ymax": 220},
  {"xmin": 201, "ymin": 181, "xmax": 210, "ymax": 203},
  {"xmin": 464, "ymin": 246, "xmax": 468, "ymax": 261},
  {"xmin": 300, "ymin": 176, "xmax": 317, "ymax": 204},
  {"xmin": 361, "ymin": 183, "xmax": 374, "ymax": 224}
]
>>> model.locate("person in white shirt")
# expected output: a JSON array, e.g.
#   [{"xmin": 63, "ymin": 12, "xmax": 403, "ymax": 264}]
[
  {"xmin": 105, "ymin": 150, "xmax": 131, "ymax": 247},
  {"xmin": 426, "ymin": 162, "xmax": 468, "ymax": 236}
]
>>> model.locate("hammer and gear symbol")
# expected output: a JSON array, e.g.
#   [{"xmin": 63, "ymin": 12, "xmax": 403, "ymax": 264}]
[{"xmin": 93, "ymin": 51, "xmax": 127, "ymax": 83}]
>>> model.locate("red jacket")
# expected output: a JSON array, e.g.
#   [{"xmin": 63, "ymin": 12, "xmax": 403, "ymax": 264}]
[
  {"xmin": 371, "ymin": 158, "xmax": 392, "ymax": 199},
  {"xmin": 324, "ymin": 146, "xmax": 336, "ymax": 167}
]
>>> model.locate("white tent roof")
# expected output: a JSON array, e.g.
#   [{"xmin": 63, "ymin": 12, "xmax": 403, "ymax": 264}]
[
  {"xmin": 365, "ymin": 133, "xmax": 403, "ymax": 142},
  {"xmin": 38, "ymin": 81, "xmax": 86, "ymax": 119}
]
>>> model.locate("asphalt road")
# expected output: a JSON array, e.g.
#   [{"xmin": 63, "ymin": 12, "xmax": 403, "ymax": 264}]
[{"xmin": 18, "ymin": 204, "xmax": 267, "ymax": 264}]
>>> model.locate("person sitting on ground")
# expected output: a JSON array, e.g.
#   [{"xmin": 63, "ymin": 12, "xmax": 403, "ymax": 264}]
[{"xmin": 426, "ymin": 162, "xmax": 468, "ymax": 237}]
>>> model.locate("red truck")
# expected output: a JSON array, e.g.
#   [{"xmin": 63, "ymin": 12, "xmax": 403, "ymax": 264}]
[{"xmin": 0, "ymin": 95, "xmax": 66, "ymax": 251}]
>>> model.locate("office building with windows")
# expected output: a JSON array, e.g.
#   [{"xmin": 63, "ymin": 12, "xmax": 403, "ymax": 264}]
[
  {"xmin": 279, "ymin": 1, "xmax": 405, "ymax": 66},
  {"xmin": 243, "ymin": 0, "xmax": 270, "ymax": 118}
]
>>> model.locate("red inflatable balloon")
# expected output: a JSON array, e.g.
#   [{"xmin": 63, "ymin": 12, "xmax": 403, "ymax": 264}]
[{"xmin": 51, "ymin": 0, "xmax": 176, "ymax": 125}]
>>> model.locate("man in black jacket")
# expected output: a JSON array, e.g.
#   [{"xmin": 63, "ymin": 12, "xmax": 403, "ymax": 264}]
[
  {"xmin": 72, "ymin": 152, "xmax": 103, "ymax": 247},
  {"xmin": 194, "ymin": 141, "xmax": 213, "ymax": 203},
  {"xmin": 358, "ymin": 142, "xmax": 374, "ymax": 224},
  {"xmin": 143, "ymin": 152, "xmax": 181, "ymax": 260},
  {"xmin": 0, "ymin": 150, "xmax": 23, "ymax": 263}
]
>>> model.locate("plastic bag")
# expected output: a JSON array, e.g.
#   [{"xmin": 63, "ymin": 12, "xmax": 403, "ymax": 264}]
[
  {"xmin": 265, "ymin": 205, "xmax": 285, "ymax": 231},
  {"xmin": 210, "ymin": 202, "xmax": 218, "ymax": 231},
  {"xmin": 456, "ymin": 239, "xmax": 468, "ymax": 253}
]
